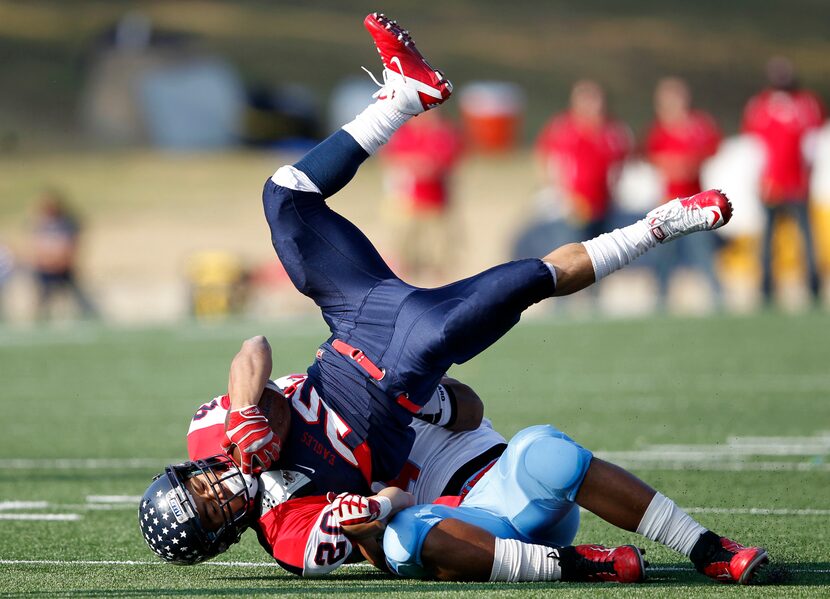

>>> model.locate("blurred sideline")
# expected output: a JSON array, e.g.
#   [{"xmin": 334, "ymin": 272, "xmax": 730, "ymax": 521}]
[{"xmin": 0, "ymin": 138, "xmax": 828, "ymax": 325}]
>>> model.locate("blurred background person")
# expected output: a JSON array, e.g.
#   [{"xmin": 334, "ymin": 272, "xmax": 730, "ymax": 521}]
[
  {"xmin": 381, "ymin": 110, "xmax": 464, "ymax": 283},
  {"xmin": 742, "ymin": 56, "xmax": 826, "ymax": 305},
  {"xmin": 0, "ymin": 240, "xmax": 13, "ymax": 321},
  {"xmin": 30, "ymin": 189, "xmax": 97, "ymax": 321},
  {"xmin": 535, "ymin": 80, "xmax": 632, "ymax": 245},
  {"xmin": 646, "ymin": 77, "xmax": 723, "ymax": 307}
]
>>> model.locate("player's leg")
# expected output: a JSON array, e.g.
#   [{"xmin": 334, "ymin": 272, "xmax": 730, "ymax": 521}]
[
  {"xmin": 548, "ymin": 189, "xmax": 733, "ymax": 297},
  {"xmin": 683, "ymin": 233, "xmax": 723, "ymax": 305},
  {"xmin": 654, "ymin": 238, "xmax": 678, "ymax": 307},
  {"xmin": 790, "ymin": 202, "xmax": 822, "ymax": 299},
  {"xmin": 395, "ymin": 189, "xmax": 735, "ymax": 390},
  {"xmin": 462, "ymin": 424, "xmax": 768, "ymax": 584},
  {"xmin": 461, "ymin": 425, "xmax": 592, "ymax": 545},
  {"xmin": 576, "ymin": 457, "xmax": 769, "ymax": 584},
  {"xmin": 382, "ymin": 503, "xmax": 512, "ymax": 579},
  {"xmin": 262, "ymin": 14, "xmax": 452, "ymax": 325},
  {"xmin": 760, "ymin": 204, "xmax": 777, "ymax": 302},
  {"xmin": 383, "ymin": 503, "xmax": 643, "ymax": 583}
]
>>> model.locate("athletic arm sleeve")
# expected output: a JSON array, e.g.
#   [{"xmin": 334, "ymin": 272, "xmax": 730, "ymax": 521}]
[{"xmin": 413, "ymin": 384, "xmax": 456, "ymax": 428}]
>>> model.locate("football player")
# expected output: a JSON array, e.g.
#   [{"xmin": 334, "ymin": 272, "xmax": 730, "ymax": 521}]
[
  {"xmin": 140, "ymin": 335, "xmax": 767, "ymax": 584},
  {"xmin": 225, "ymin": 10, "xmax": 729, "ymax": 488},
  {"xmin": 139, "ymin": 10, "xmax": 745, "ymax": 580},
  {"xmin": 142, "ymin": 333, "xmax": 507, "ymax": 575}
]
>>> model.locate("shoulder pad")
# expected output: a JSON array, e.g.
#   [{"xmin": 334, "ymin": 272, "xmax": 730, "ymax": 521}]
[{"xmin": 258, "ymin": 470, "xmax": 314, "ymax": 515}]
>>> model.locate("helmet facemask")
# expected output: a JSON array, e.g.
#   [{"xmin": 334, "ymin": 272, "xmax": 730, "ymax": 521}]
[{"xmin": 139, "ymin": 454, "xmax": 253, "ymax": 565}]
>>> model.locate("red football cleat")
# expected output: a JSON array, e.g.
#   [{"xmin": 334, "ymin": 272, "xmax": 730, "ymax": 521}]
[
  {"xmin": 557, "ymin": 544, "xmax": 646, "ymax": 583},
  {"xmin": 699, "ymin": 537, "xmax": 769, "ymax": 584},
  {"xmin": 645, "ymin": 189, "xmax": 733, "ymax": 243},
  {"xmin": 363, "ymin": 12, "xmax": 452, "ymax": 114}
]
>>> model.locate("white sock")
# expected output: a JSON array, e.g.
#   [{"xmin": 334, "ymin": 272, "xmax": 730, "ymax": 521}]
[
  {"xmin": 581, "ymin": 219, "xmax": 657, "ymax": 282},
  {"xmin": 341, "ymin": 101, "xmax": 412, "ymax": 155},
  {"xmin": 636, "ymin": 492, "xmax": 708, "ymax": 557},
  {"xmin": 489, "ymin": 537, "xmax": 562, "ymax": 582}
]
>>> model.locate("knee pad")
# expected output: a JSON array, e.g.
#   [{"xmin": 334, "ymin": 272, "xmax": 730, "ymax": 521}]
[
  {"xmin": 383, "ymin": 504, "xmax": 452, "ymax": 579},
  {"xmin": 518, "ymin": 425, "xmax": 593, "ymax": 503}
]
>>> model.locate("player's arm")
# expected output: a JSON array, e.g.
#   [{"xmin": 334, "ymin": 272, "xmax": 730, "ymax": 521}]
[
  {"xmin": 414, "ymin": 376, "xmax": 483, "ymax": 432},
  {"xmin": 222, "ymin": 336, "xmax": 281, "ymax": 474},
  {"xmin": 340, "ymin": 487, "xmax": 416, "ymax": 572},
  {"xmin": 228, "ymin": 335, "xmax": 273, "ymax": 409},
  {"xmin": 441, "ymin": 377, "xmax": 484, "ymax": 431}
]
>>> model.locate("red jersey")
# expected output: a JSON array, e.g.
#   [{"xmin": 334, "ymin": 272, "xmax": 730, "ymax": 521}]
[
  {"xmin": 646, "ymin": 110, "xmax": 721, "ymax": 200},
  {"xmin": 256, "ymin": 489, "xmax": 353, "ymax": 576},
  {"xmin": 186, "ymin": 374, "xmax": 483, "ymax": 577},
  {"xmin": 536, "ymin": 113, "xmax": 632, "ymax": 220},
  {"xmin": 187, "ymin": 377, "xmax": 356, "ymax": 576},
  {"xmin": 382, "ymin": 117, "xmax": 463, "ymax": 211},
  {"xmin": 742, "ymin": 89, "xmax": 826, "ymax": 202}
]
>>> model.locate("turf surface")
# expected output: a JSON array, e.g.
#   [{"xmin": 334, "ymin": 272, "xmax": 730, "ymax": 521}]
[{"xmin": 1, "ymin": 311, "xmax": 829, "ymax": 596}]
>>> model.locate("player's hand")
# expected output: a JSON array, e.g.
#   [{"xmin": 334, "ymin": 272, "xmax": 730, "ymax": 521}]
[
  {"xmin": 326, "ymin": 492, "xmax": 391, "ymax": 527},
  {"xmin": 221, "ymin": 405, "xmax": 281, "ymax": 475}
]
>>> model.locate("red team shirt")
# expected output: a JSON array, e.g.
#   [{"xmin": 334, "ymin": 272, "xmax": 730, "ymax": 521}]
[
  {"xmin": 646, "ymin": 110, "xmax": 721, "ymax": 200},
  {"xmin": 382, "ymin": 117, "xmax": 463, "ymax": 212},
  {"xmin": 186, "ymin": 374, "xmax": 503, "ymax": 576},
  {"xmin": 536, "ymin": 113, "xmax": 632, "ymax": 221},
  {"xmin": 742, "ymin": 89, "xmax": 826, "ymax": 203},
  {"xmin": 187, "ymin": 376, "xmax": 352, "ymax": 576}
]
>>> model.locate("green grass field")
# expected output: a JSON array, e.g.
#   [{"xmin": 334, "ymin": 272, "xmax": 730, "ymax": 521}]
[{"xmin": 1, "ymin": 312, "xmax": 829, "ymax": 597}]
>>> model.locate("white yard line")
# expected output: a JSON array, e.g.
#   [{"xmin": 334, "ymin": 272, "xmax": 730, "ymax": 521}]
[
  {"xmin": 86, "ymin": 495, "xmax": 142, "ymax": 503},
  {"xmin": 0, "ymin": 559, "xmax": 827, "ymax": 574},
  {"xmin": 605, "ymin": 460, "xmax": 830, "ymax": 472},
  {"xmin": 0, "ymin": 458, "xmax": 178, "ymax": 470},
  {"xmin": 5, "ymin": 433, "xmax": 829, "ymax": 472},
  {"xmin": 0, "ymin": 501, "xmax": 49, "ymax": 510},
  {"xmin": 0, "ymin": 559, "xmax": 276, "ymax": 567},
  {"xmin": 0, "ymin": 514, "xmax": 80, "ymax": 521},
  {"xmin": 4, "ymin": 496, "xmax": 829, "ymax": 520},
  {"xmin": 651, "ymin": 566, "xmax": 830, "ymax": 574},
  {"xmin": 576, "ymin": 506, "xmax": 830, "ymax": 516},
  {"xmin": 684, "ymin": 507, "xmax": 830, "ymax": 516}
]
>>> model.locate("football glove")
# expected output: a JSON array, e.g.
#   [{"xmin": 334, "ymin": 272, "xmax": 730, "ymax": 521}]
[
  {"xmin": 221, "ymin": 405, "xmax": 281, "ymax": 475},
  {"xmin": 326, "ymin": 492, "xmax": 392, "ymax": 527}
]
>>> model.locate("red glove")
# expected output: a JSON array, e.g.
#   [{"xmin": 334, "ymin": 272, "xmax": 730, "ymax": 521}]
[
  {"xmin": 221, "ymin": 405, "xmax": 281, "ymax": 475},
  {"xmin": 326, "ymin": 492, "xmax": 391, "ymax": 527}
]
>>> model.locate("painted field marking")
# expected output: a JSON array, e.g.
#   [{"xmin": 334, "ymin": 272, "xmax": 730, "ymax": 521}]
[
  {"xmin": 0, "ymin": 458, "xmax": 178, "ymax": 470},
  {"xmin": 651, "ymin": 566, "xmax": 830, "ymax": 574},
  {"xmin": 0, "ymin": 559, "xmax": 827, "ymax": 574},
  {"xmin": 86, "ymin": 495, "xmax": 142, "ymax": 504},
  {"xmin": 606, "ymin": 460, "xmax": 830, "ymax": 472},
  {"xmin": 577, "ymin": 506, "xmax": 830, "ymax": 516},
  {"xmin": 0, "ymin": 514, "xmax": 80, "ymax": 521},
  {"xmin": 4, "ymin": 435, "xmax": 829, "ymax": 475},
  {"xmin": 596, "ymin": 431, "xmax": 830, "ymax": 472},
  {"xmin": 684, "ymin": 507, "xmax": 830, "ymax": 516},
  {"xmin": 0, "ymin": 559, "xmax": 275, "ymax": 568},
  {"xmin": 2, "ymin": 456, "xmax": 826, "ymax": 472},
  {"xmin": 18, "ymin": 504, "xmax": 830, "ymax": 516},
  {"xmin": 0, "ymin": 501, "xmax": 49, "ymax": 510}
]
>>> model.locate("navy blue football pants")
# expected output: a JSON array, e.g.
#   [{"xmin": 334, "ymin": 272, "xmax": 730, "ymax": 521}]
[{"xmin": 262, "ymin": 131, "xmax": 556, "ymax": 410}]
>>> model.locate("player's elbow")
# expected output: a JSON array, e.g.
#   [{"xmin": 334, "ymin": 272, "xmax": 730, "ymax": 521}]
[
  {"xmin": 443, "ymin": 378, "xmax": 484, "ymax": 431},
  {"xmin": 240, "ymin": 335, "xmax": 271, "ymax": 357},
  {"xmin": 235, "ymin": 336, "xmax": 273, "ymax": 371},
  {"xmin": 451, "ymin": 398, "xmax": 483, "ymax": 431}
]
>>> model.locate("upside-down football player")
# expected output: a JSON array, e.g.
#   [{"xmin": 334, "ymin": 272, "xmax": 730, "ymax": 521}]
[{"xmin": 138, "ymin": 13, "xmax": 767, "ymax": 585}]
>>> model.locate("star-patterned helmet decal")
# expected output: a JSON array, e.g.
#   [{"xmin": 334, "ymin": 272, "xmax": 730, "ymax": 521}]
[{"xmin": 138, "ymin": 456, "xmax": 251, "ymax": 565}]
